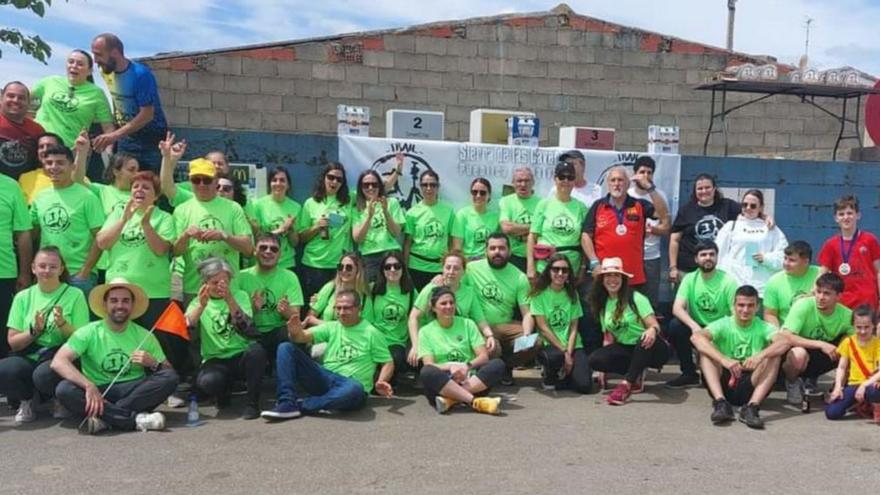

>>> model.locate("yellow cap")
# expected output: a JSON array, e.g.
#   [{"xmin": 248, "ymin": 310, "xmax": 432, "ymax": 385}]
[{"xmin": 188, "ymin": 158, "xmax": 216, "ymax": 178}]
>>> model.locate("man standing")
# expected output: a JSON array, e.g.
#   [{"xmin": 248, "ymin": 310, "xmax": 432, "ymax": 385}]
[
  {"xmin": 91, "ymin": 33, "xmax": 168, "ymax": 171},
  {"xmin": 172, "ymin": 158, "xmax": 253, "ymax": 299},
  {"xmin": 261, "ymin": 290, "xmax": 393, "ymax": 420},
  {"xmin": 0, "ymin": 169, "xmax": 32, "ymax": 358},
  {"xmin": 52, "ymin": 279, "xmax": 178, "ymax": 434},
  {"xmin": 780, "ymin": 273, "xmax": 853, "ymax": 405},
  {"xmin": 30, "ymin": 144, "xmax": 105, "ymax": 295},
  {"xmin": 763, "ymin": 240, "xmax": 821, "ymax": 327},
  {"xmin": 627, "ymin": 156, "xmax": 671, "ymax": 306},
  {"xmin": 465, "ymin": 233, "xmax": 533, "ymax": 383},
  {"xmin": 499, "ymin": 167, "xmax": 539, "ymax": 273},
  {"xmin": 664, "ymin": 241, "xmax": 737, "ymax": 388},
  {"xmin": 549, "ymin": 150, "xmax": 602, "ymax": 207},
  {"xmin": 0, "ymin": 81, "xmax": 45, "ymax": 180},
  {"xmin": 691, "ymin": 285, "xmax": 789, "ymax": 429}
]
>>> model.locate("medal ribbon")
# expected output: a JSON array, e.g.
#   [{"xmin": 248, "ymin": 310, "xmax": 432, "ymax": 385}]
[
  {"xmin": 610, "ymin": 199, "xmax": 626, "ymax": 229},
  {"xmin": 839, "ymin": 229, "xmax": 860, "ymax": 267}
]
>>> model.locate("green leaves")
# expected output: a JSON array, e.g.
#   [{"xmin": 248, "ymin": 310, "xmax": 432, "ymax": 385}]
[{"xmin": 1, "ymin": 0, "xmax": 58, "ymax": 64}]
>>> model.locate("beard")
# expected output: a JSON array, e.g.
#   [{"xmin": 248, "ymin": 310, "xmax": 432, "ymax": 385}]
[
  {"xmin": 488, "ymin": 255, "xmax": 508, "ymax": 269},
  {"xmin": 109, "ymin": 309, "xmax": 130, "ymax": 325},
  {"xmin": 100, "ymin": 58, "xmax": 118, "ymax": 74},
  {"xmin": 698, "ymin": 261, "xmax": 716, "ymax": 273}
]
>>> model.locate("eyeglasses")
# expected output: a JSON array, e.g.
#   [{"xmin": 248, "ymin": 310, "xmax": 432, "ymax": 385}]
[
  {"xmin": 362, "ymin": 182, "xmax": 379, "ymax": 190},
  {"xmin": 556, "ymin": 174, "xmax": 575, "ymax": 182},
  {"xmin": 550, "ymin": 266, "xmax": 570, "ymax": 274},
  {"xmin": 326, "ymin": 174, "xmax": 344, "ymax": 183},
  {"xmin": 337, "ymin": 263, "xmax": 356, "ymax": 272},
  {"xmin": 420, "ymin": 182, "xmax": 439, "ymax": 189},
  {"xmin": 471, "ymin": 189, "xmax": 488, "ymax": 197},
  {"xmin": 741, "ymin": 202, "xmax": 759, "ymax": 210},
  {"xmin": 191, "ymin": 177, "xmax": 214, "ymax": 185},
  {"xmin": 383, "ymin": 262, "xmax": 402, "ymax": 271},
  {"xmin": 257, "ymin": 245, "xmax": 279, "ymax": 253},
  {"xmin": 217, "ymin": 185, "xmax": 233, "ymax": 193}
]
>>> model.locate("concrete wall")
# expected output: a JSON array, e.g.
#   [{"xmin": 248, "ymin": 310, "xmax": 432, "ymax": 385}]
[{"xmin": 145, "ymin": 10, "xmax": 865, "ymax": 159}]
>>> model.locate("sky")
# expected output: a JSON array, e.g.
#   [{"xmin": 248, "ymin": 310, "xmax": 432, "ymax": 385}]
[{"xmin": 3, "ymin": 0, "xmax": 879, "ymax": 87}]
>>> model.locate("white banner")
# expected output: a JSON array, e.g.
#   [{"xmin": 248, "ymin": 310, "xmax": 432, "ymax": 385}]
[{"xmin": 338, "ymin": 135, "xmax": 680, "ymax": 213}]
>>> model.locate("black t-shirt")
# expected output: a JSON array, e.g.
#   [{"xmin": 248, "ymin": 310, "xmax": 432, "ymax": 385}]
[{"xmin": 672, "ymin": 198, "xmax": 741, "ymax": 271}]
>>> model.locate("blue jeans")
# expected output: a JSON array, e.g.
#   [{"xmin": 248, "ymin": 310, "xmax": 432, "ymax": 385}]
[
  {"xmin": 825, "ymin": 384, "xmax": 880, "ymax": 420},
  {"xmin": 275, "ymin": 342, "xmax": 366, "ymax": 413},
  {"xmin": 69, "ymin": 272, "xmax": 98, "ymax": 298}
]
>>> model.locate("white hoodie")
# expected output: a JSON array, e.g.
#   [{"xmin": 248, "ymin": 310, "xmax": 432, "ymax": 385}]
[{"xmin": 715, "ymin": 215, "xmax": 788, "ymax": 297}]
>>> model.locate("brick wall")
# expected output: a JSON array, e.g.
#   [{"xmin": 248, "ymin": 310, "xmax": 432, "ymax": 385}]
[{"xmin": 145, "ymin": 10, "xmax": 866, "ymax": 157}]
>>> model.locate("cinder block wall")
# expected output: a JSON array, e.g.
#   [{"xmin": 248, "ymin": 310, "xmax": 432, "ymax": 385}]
[{"xmin": 145, "ymin": 10, "xmax": 863, "ymax": 157}]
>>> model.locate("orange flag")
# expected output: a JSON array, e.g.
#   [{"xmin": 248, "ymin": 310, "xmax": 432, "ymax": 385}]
[{"xmin": 153, "ymin": 301, "xmax": 190, "ymax": 341}]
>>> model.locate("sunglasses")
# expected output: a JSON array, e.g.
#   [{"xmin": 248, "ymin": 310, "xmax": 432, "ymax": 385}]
[
  {"xmin": 191, "ymin": 177, "xmax": 214, "ymax": 185},
  {"xmin": 550, "ymin": 266, "xmax": 570, "ymax": 274},
  {"xmin": 362, "ymin": 182, "xmax": 379, "ymax": 190},
  {"xmin": 741, "ymin": 202, "xmax": 760, "ymax": 210},
  {"xmin": 383, "ymin": 262, "xmax": 402, "ymax": 271},
  {"xmin": 257, "ymin": 245, "xmax": 279, "ymax": 253},
  {"xmin": 217, "ymin": 184, "xmax": 233, "ymax": 193},
  {"xmin": 556, "ymin": 174, "xmax": 575, "ymax": 181},
  {"xmin": 420, "ymin": 182, "xmax": 439, "ymax": 189},
  {"xmin": 337, "ymin": 263, "xmax": 356, "ymax": 272},
  {"xmin": 326, "ymin": 174, "xmax": 344, "ymax": 183},
  {"xmin": 471, "ymin": 189, "xmax": 488, "ymax": 197}
]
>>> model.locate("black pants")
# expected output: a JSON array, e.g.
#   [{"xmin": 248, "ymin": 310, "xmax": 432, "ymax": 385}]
[
  {"xmin": 409, "ymin": 268, "xmax": 440, "ymax": 293},
  {"xmin": 387, "ymin": 344, "xmax": 418, "ymax": 384},
  {"xmin": 56, "ymin": 368, "xmax": 178, "ymax": 430},
  {"xmin": 509, "ymin": 255, "xmax": 527, "ymax": 273},
  {"xmin": 576, "ymin": 277, "xmax": 603, "ymax": 355},
  {"xmin": 0, "ymin": 278, "xmax": 15, "ymax": 359},
  {"xmin": 420, "ymin": 359, "xmax": 506, "ymax": 401},
  {"xmin": 137, "ymin": 298, "xmax": 191, "ymax": 378},
  {"xmin": 195, "ymin": 344, "xmax": 267, "ymax": 407},
  {"xmin": 588, "ymin": 340, "xmax": 670, "ymax": 383},
  {"xmin": 664, "ymin": 318, "xmax": 697, "ymax": 376},
  {"xmin": 297, "ymin": 265, "xmax": 336, "ymax": 311},
  {"xmin": 0, "ymin": 356, "xmax": 61, "ymax": 401},
  {"xmin": 258, "ymin": 326, "xmax": 289, "ymax": 371},
  {"xmin": 361, "ymin": 252, "xmax": 387, "ymax": 284},
  {"xmin": 537, "ymin": 347, "xmax": 593, "ymax": 394},
  {"xmin": 803, "ymin": 343, "xmax": 842, "ymax": 379}
]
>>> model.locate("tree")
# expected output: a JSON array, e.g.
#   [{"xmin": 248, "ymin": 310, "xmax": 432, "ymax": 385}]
[{"xmin": 1, "ymin": 0, "xmax": 56, "ymax": 64}]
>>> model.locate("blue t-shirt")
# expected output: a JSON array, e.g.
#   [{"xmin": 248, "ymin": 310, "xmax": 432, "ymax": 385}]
[{"xmin": 101, "ymin": 60, "xmax": 167, "ymax": 151}]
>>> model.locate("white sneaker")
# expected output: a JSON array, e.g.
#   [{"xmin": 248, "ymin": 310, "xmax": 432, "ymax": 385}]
[
  {"xmin": 135, "ymin": 412, "xmax": 166, "ymax": 432},
  {"xmin": 166, "ymin": 395, "xmax": 186, "ymax": 408},
  {"xmin": 786, "ymin": 378, "xmax": 804, "ymax": 405},
  {"xmin": 14, "ymin": 399, "xmax": 35, "ymax": 424},
  {"xmin": 83, "ymin": 416, "xmax": 109, "ymax": 435},
  {"xmin": 52, "ymin": 400, "xmax": 71, "ymax": 419}
]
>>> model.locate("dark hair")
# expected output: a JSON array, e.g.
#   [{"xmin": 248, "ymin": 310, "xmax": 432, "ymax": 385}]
[
  {"xmin": 36, "ymin": 132, "xmax": 63, "ymax": 146},
  {"xmin": 834, "ymin": 194, "xmax": 859, "ymax": 213},
  {"xmin": 486, "ymin": 232, "xmax": 509, "ymax": 248},
  {"xmin": 529, "ymin": 254, "xmax": 577, "ymax": 302},
  {"xmin": 734, "ymin": 285, "xmax": 759, "ymax": 300},
  {"xmin": 691, "ymin": 173, "xmax": 723, "ymax": 204},
  {"xmin": 217, "ymin": 172, "xmax": 248, "ymax": 207},
  {"xmin": 335, "ymin": 289, "xmax": 362, "ymax": 309},
  {"xmin": 103, "ymin": 286, "xmax": 135, "ymax": 303},
  {"xmin": 267, "ymin": 166, "xmax": 292, "ymax": 195},
  {"xmin": 558, "ymin": 150, "xmax": 585, "ymax": 163},
  {"xmin": 589, "ymin": 269, "xmax": 638, "ymax": 325},
  {"xmin": 470, "ymin": 177, "xmax": 492, "ymax": 202},
  {"xmin": 69, "ymin": 49, "xmax": 95, "ymax": 83},
  {"xmin": 355, "ymin": 169, "xmax": 385, "ymax": 211},
  {"xmin": 852, "ymin": 304, "xmax": 876, "ymax": 325},
  {"xmin": 130, "ymin": 171, "xmax": 160, "ymax": 194},
  {"xmin": 254, "ymin": 232, "xmax": 280, "ymax": 246},
  {"xmin": 103, "ymin": 152, "xmax": 138, "ymax": 184},
  {"xmin": 35, "ymin": 245, "xmax": 70, "ymax": 283},
  {"xmin": 815, "ymin": 273, "xmax": 845, "ymax": 294},
  {"xmin": 694, "ymin": 240, "xmax": 719, "ymax": 255},
  {"xmin": 312, "ymin": 162, "xmax": 350, "ymax": 205},
  {"xmin": 44, "ymin": 144, "xmax": 73, "ymax": 161},
  {"xmin": 633, "ymin": 156, "xmax": 656, "ymax": 173},
  {"xmin": 428, "ymin": 285, "xmax": 456, "ymax": 317},
  {"xmin": 94, "ymin": 33, "xmax": 124, "ymax": 55},
  {"xmin": 1, "ymin": 81, "xmax": 29, "ymax": 98},
  {"xmin": 372, "ymin": 251, "xmax": 414, "ymax": 297},
  {"xmin": 420, "ymin": 169, "xmax": 439, "ymax": 184},
  {"xmin": 784, "ymin": 240, "xmax": 812, "ymax": 261}
]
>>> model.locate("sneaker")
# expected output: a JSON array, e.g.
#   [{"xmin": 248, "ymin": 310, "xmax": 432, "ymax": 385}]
[
  {"xmin": 785, "ymin": 378, "xmax": 804, "ymax": 405},
  {"xmin": 260, "ymin": 402, "xmax": 302, "ymax": 421},
  {"xmin": 241, "ymin": 404, "xmax": 260, "ymax": 420},
  {"xmin": 230, "ymin": 381, "xmax": 248, "ymax": 396},
  {"xmin": 540, "ymin": 367, "xmax": 557, "ymax": 391},
  {"xmin": 135, "ymin": 412, "xmax": 166, "ymax": 432},
  {"xmin": 14, "ymin": 399, "xmax": 35, "ymax": 424},
  {"xmin": 665, "ymin": 373, "xmax": 701, "ymax": 389},
  {"xmin": 501, "ymin": 368, "xmax": 515, "ymax": 386},
  {"xmin": 166, "ymin": 395, "xmax": 186, "ymax": 408},
  {"xmin": 607, "ymin": 382, "xmax": 632, "ymax": 406},
  {"xmin": 52, "ymin": 400, "xmax": 71, "ymax": 420},
  {"xmin": 803, "ymin": 377, "xmax": 819, "ymax": 395},
  {"xmin": 471, "ymin": 396, "xmax": 501, "ymax": 415},
  {"xmin": 710, "ymin": 398, "xmax": 734, "ymax": 424},
  {"xmin": 434, "ymin": 396, "xmax": 459, "ymax": 414},
  {"xmin": 738, "ymin": 403, "xmax": 765, "ymax": 429},
  {"xmin": 84, "ymin": 416, "xmax": 109, "ymax": 435}
]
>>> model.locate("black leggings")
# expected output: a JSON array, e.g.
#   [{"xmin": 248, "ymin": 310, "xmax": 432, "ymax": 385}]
[
  {"xmin": 409, "ymin": 268, "xmax": 440, "ymax": 293},
  {"xmin": 195, "ymin": 343, "xmax": 267, "ymax": 407},
  {"xmin": 537, "ymin": 347, "xmax": 593, "ymax": 394},
  {"xmin": 588, "ymin": 340, "xmax": 669, "ymax": 383},
  {"xmin": 420, "ymin": 359, "xmax": 506, "ymax": 401}
]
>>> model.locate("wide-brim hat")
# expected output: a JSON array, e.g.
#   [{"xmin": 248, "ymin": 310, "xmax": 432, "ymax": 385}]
[
  {"xmin": 88, "ymin": 278, "xmax": 149, "ymax": 320},
  {"xmin": 598, "ymin": 257, "xmax": 633, "ymax": 278}
]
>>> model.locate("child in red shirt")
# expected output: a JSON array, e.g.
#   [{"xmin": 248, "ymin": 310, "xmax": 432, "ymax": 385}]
[{"xmin": 818, "ymin": 195, "xmax": 880, "ymax": 310}]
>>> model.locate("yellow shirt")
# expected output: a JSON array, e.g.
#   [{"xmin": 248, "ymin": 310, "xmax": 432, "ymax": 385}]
[
  {"xmin": 837, "ymin": 335, "xmax": 880, "ymax": 385},
  {"xmin": 18, "ymin": 168, "xmax": 52, "ymax": 204}
]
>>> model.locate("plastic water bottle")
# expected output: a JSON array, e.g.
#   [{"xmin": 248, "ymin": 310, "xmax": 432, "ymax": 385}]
[{"xmin": 187, "ymin": 394, "xmax": 200, "ymax": 427}]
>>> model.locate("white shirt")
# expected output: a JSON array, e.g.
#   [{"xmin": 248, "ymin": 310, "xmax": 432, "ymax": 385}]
[
  {"xmin": 628, "ymin": 186, "xmax": 667, "ymax": 260},
  {"xmin": 715, "ymin": 215, "xmax": 788, "ymax": 296}
]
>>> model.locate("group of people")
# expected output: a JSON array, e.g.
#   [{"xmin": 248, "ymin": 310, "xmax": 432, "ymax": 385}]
[{"xmin": 2, "ymin": 33, "xmax": 880, "ymax": 435}]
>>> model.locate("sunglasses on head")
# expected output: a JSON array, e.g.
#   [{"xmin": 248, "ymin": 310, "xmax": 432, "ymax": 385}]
[
  {"xmin": 383, "ymin": 262, "xmax": 402, "ymax": 271},
  {"xmin": 556, "ymin": 174, "xmax": 575, "ymax": 181},
  {"xmin": 471, "ymin": 189, "xmax": 488, "ymax": 197},
  {"xmin": 326, "ymin": 174, "xmax": 344, "ymax": 183},
  {"xmin": 550, "ymin": 266, "xmax": 570, "ymax": 274},
  {"xmin": 337, "ymin": 263, "xmax": 356, "ymax": 272},
  {"xmin": 191, "ymin": 177, "xmax": 214, "ymax": 185},
  {"xmin": 257, "ymin": 244, "xmax": 279, "ymax": 253}
]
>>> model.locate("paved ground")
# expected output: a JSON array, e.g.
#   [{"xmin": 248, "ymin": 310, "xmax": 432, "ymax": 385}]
[{"xmin": 2, "ymin": 368, "xmax": 879, "ymax": 495}]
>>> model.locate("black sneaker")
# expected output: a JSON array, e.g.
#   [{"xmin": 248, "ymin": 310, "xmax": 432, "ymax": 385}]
[
  {"xmin": 710, "ymin": 398, "xmax": 734, "ymax": 424},
  {"xmin": 241, "ymin": 404, "xmax": 260, "ymax": 420},
  {"xmin": 665, "ymin": 373, "xmax": 700, "ymax": 389},
  {"xmin": 501, "ymin": 367, "xmax": 515, "ymax": 386},
  {"xmin": 738, "ymin": 403, "xmax": 765, "ymax": 429}
]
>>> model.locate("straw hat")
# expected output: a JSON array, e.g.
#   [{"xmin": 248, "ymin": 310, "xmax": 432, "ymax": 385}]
[
  {"xmin": 88, "ymin": 278, "xmax": 149, "ymax": 320},
  {"xmin": 597, "ymin": 257, "xmax": 633, "ymax": 278}
]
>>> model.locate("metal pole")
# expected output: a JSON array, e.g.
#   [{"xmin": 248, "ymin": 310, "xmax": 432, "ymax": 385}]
[{"xmin": 727, "ymin": 0, "xmax": 737, "ymax": 50}]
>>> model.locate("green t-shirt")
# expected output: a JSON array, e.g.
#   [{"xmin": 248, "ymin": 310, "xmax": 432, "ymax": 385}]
[
  {"xmin": 783, "ymin": 296, "xmax": 853, "ymax": 342},
  {"xmin": 0, "ymin": 175, "xmax": 31, "ymax": 278},
  {"xmin": 414, "ymin": 282, "xmax": 486, "ymax": 326},
  {"xmin": 100, "ymin": 207, "xmax": 175, "ymax": 298},
  {"xmin": 404, "ymin": 200, "xmax": 455, "ymax": 272},
  {"xmin": 529, "ymin": 287, "xmax": 583, "ymax": 349},
  {"xmin": 310, "ymin": 319, "xmax": 391, "ymax": 392},
  {"xmin": 706, "ymin": 316, "xmax": 777, "ymax": 361},
  {"xmin": 364, "ymin": 285, "xmax": 415, "ymax": 346},
  {"xmin": 7, "ymin": 283, "xmax": 89, "ymax": 361},
  {"xmin": 675, "ymin": 269, "xmax": 738, "ymax": 326},
  {"xmin": 530, "ymin": 196, "xmax": 588, "ymax": 272},
  {"xmin": 418, "ymin": 316, "xmax": 483, "ymax": 364},
  {"xmin": 32, "ymin": 76, "xmax": 113, "ymax": 147},
  {"xmin": 763, "ymin": 265, "xmax": 821, "ymax": 323},
  {"xmin": 173, "ymin": 196, "xmax": 252, "ymax": 294},
  {"xmin": 237, "ymin": 267, "xmax": 304, "ymax": 333},
  {"xmin": 600, "ymin": 291, "xmax": 655, "ymax": 345},
  {"xmin": 451, "ymin": 205, "xmax": 500, "ymax": 260},
  {"xmin": 65, "ymin": 320, "xmax": 166, "ymax": 386},
  {"xmin": 31, "ymin": 183, "xmax": 105, "ymax": 274},
  {"xmin": 187, "ymin": 290, "xmax": 253, "ymax": 361},
  {"xmin": 250, "ymin": 195, "xmax": 302, "ymax": 269},
  {"xmin": 296, "ymin": 196, "xmax": 352, "ymax": 269},
  {"xmin": 499, "ymin": 193, "xmax": 540, "ymax": 258},
  {"xmin": 89, "ymin": 183, "xmax": 131, "ymax": 271},
  {"xmin": 352, "ymin": 198, "xmax": 405, "ymax": 256},
  {"xmin": 170, "ymin": 183, "xmax": 194, "ymax": 208},
  {"xmin": 465, "ymin": 259, "xmax": 530, "ymax": 325}
]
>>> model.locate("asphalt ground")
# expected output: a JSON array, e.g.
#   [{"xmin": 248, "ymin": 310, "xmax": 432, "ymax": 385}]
[{"xmin": 2, "ymin": 368, "xmax": 879, "ymax": 495}]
